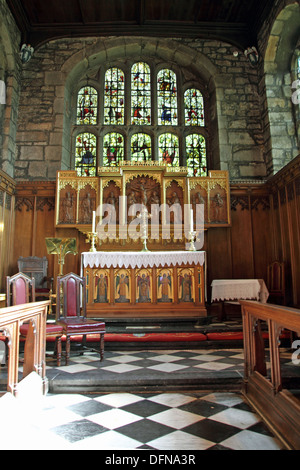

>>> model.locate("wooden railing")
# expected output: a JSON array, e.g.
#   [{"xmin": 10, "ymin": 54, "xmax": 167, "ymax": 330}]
[
  {"xmin": 240, "ymin": 300, "xmax": 300, "ymax": 450},
  {"xmin": 0, "ymin": 301, "xmax": 49, "ymax": 396}
]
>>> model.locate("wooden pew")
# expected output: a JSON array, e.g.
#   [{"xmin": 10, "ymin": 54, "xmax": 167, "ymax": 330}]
[
  {"xmin": 0, "ymin": 301, "xmax": 49, "ymax": 396},
  {"xmin": 240, "ymin": 300, "xmax": 300, "ymax": 450}
]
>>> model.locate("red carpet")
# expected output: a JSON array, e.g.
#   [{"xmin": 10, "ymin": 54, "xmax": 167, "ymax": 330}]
[
  {"xmin": 0, "ymin": 330, "xmax": 291, "ymax": 343},
  {"xmin": 41, "ymin": 332, "xmax": 208, "ymax": 342}
]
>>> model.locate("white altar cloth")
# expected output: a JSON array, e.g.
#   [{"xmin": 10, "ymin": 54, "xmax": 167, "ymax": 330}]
[
  {"xmin": 211, "ymin": 279, "xmax": 269, "ymax": 303},
  {"xmin": 82, "ymin": 251, "xmax": 205, "ymax": 269}
]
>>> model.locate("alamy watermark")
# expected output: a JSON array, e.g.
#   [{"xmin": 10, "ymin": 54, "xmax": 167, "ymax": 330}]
[{"xmin": 94, "ymin": 197, "xmax": 204, "ymax": 251}]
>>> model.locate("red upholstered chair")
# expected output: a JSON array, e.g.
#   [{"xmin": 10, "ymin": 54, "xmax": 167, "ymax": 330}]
[
  {"xmin": 56, "ymin": 272, "xmax": 106, "ymax": 365},
  {"xmin": 6, "ymin": 272, "xmax": 63, "ymax": 366}
]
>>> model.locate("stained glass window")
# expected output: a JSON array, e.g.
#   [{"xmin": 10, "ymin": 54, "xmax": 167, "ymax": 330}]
[
  {"xmin": 131, "ymin": 62, "xmax": 151, "ymax": 125},
  {"xmin": 75, "ymin": 132, "xmax": 97, "ymax": 176},
  {"xmin": 158, "ymin": 133, "xmax": 179, "ymax": 166},
  {"xmin": 184, "ymin": 89, "xmax": 205, "ymax": 126},
  {"xmin": 157, "ymin": 69, "xmax": 177, "ymax": 126},
  {"xmin": 76, "ymin": 86, "xmax": 98, "ymax": 125},
  {"xmin": 103, "ymin": 132, "xmax": 124, "ymax": 166},
  {"xmin": 131, "ymin": 133, "xmax": 152, "ymax": 161},
  {"xmin": 186, "ymin": 134, "xmax": 207, "ymax": 177},
  {"xmin": 104, "ymin": 68, "xmax": 125, "ymax": 125},
  {"xmin": 74, "ymin": 63, "xmax": 208, "ymax": 175}
]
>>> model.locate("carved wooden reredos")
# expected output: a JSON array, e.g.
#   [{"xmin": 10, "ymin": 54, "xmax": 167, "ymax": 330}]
[{"xmin": 55, "ymin": 162, "xmax": 230, "ymax": 249}]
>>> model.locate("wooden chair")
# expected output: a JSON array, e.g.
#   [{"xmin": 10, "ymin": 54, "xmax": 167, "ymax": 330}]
[
  {"xmin": 6, "ymin": 272, "xmax": 63, "ymax": 366},
  {"xmin": 56, "ymin": 272, "xmax": 106, "ymax": 365},
  {"xmin": 267, "ymin": 261, "xmax": 286, "ymax": 305}
]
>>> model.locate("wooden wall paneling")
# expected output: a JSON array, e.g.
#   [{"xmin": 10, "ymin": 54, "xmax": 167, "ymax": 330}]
[
  {"xmin": 286, "ymin": 181, "xmax": 300, "ymax": 306},
  {"xmin": 250, "ymin": 193, "xmax": 272, "ymax": 281},
  {"xmin": 206, "ymin": 227, "xmax": 232, "ymax": 294},
  {"xmin": 14, "ymin": 182, "xmax": 57, "ymax": 281},
  {"xmin": 279, "ymin": 186, "xmax": 293, "ymax": 303},
  {"xmin": 270, "ymin": 190, "xmax": 282, "ymax": 262},
  {"xmin": 0, "ymin": 171, "xmax": 16, "ymax": 291},
  {"xmin": 5, "ymin": 194, "xmax": 15, "ymax": 277},
  {"xmin": 230, "ymin": 192, "xmax": 255, "ymax": 279},
  {"xmin": 13, "ymin": 197, "xmax": 35, "ymax": 272},
  {"xmin": 0, "ymin": 191, "xmax": 4, "ymax": 289},
  {"xmin": 35, "ymin": 196, "xmax": 56, "ymax": 278},
  {"xmin": 295, "ymin": 178, "xmax": 300, "ymax": 306},
  {"xmin": 0, "ymin": 193, "xmax": 15, "ymax": 289},
  {"xmin": 267, "ymin": 155, "xmax": 300, "ymax": 306}
]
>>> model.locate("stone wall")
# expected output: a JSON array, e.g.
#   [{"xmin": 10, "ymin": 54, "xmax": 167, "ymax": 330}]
[
  {"xmin": 0, "ymin": 0, "xmax": 299, "ymax": 182},
  {"xmin": 257, "ymin": 0, "xmax": 300, "ymax": 175},
  {"xmin": 0, "ymin": 0, "xmax": 22, "ymax": 178},
  {"xmin": 12, "ymin": 36, "xmax": 268, "ymax": 182},
  {"xmin": 179, "ymin": 38, "xmax": 266, "ymax": 180}
]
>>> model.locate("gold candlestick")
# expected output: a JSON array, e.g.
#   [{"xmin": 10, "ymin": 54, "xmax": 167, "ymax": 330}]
[{"xmin": 86, "ymin": 232, "xmax": 98, "ymax": 252}]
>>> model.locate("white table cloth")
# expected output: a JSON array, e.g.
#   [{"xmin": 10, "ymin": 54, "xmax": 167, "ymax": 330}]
[
  {"xmin": 211, "ymin": 279, "xmax": 269, "ymax": 303},
  {"xmin": 82, "ymin": 250, "xmax": 205, "ymax": 269}
]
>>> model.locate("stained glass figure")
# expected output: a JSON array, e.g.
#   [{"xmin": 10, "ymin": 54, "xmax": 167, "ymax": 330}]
[
  {"xmin": 131, "ymin": 62, "xmax": 151, "ymax": 125},
  {"xmin": 184, "ymin": 89, "xmax": 204, "ymax": 126},
  {"xmin": 131, "ymin": 133, "xmax": 151, "ymax": 161},
  {"xmin": 103, "ymin": 132, "xmax": 124, "ymax": 166},
  {"xmin": 158, "ymin": 133, "xmax": 179, "ymax": 166},
  {"xmin": 75, "ymin": 132, "xmax": 97, "ymax": 176},
  {"xmin": 157, "ymin": 69, "xmax": 177, "ymax": 126},
  {"xmin": 76, "ymin": 86, "xmax": 98, "ymax": 125},
  {"xmin": 104, "ymin": 68, "xmax": 125, "ymax": 125},
  {"xmin": 186, "ymin": 134, "xmax": 207, "ymax": 177}
]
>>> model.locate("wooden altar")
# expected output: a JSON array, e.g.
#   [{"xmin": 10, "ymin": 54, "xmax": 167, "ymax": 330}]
[{"xmin": 81, "ymin": 251, "xmax": 206, "ymax": 318}]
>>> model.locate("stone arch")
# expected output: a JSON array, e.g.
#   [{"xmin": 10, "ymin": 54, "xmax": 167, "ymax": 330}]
[
  {"xmin": 60, "ymin": 37, "xmax": 221, "ymax": 171},
  {"xmin": 264, "ymin": 2, "xmax": 300, "ymax": 175},
  {"xmin": 0, "ymin": 15, "xmax": 20, "ymax": 176}
]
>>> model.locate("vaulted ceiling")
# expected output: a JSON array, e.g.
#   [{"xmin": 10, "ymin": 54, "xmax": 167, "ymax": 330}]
[{"xmin": 6, "ymin": 0, "xmax": 275, "ymax": 50}]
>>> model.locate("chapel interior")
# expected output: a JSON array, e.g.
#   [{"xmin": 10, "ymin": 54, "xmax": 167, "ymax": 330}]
[{"xmin": 0, "ymin": 0, "xmax": 300, "ymax": 451}]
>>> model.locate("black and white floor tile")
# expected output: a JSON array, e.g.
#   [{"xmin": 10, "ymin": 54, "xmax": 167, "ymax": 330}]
[
  {"xmin": 0, "ymin": 348, "xmax": 286, "ymax": 450},
  {"xmin": 45, "ymin": 348, "xmax": 246, "ymax": 391},
  {"xmin": 0, "ymin": 388, "xmax": 283, "ymax": 450}
]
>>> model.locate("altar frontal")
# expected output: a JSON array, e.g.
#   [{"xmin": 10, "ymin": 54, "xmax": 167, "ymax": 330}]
[{"xmin": 82, "ymin": 251, "xmax": 206, "ymax": 318}]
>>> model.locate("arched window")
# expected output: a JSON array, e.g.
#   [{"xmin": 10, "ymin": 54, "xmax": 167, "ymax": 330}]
[
  {"xmin": 157, "ymin": 69, "xmax": 177, "ymax": 126},
  {"xmin": 131, "ymin": 133, "xmax": 152, "ymax": 161},
  {"xmin": 75, "ymin": 132, "xmax": 97, "ymax": 176},
  {"xmin": 131, "ymin": 62, "xmax": 151, "ymax": 125},
  {"xmin": 76, "ymin": 86, "xmax": 98, "ymax": 125},
  {"xmin": 158, "ymin": 133, "xmax": 179, "ymax": 166},
  {"xmin": 184, "ymin": 89, "xmax": 204, "ymax": 126},
  {"xmin": 73, "ymin": 62, "xmax": 208, "ymax": 175},
  {"xmin": 103, "ymin": 132, "xmax": 124, "ymax": 166},
  {"xmin": 186, "ymin": 134, "xmax": 207, "ymax": 177},
  {"xmin": 104, "ymin": 68, "xmax": 125, "ymax": 125}
]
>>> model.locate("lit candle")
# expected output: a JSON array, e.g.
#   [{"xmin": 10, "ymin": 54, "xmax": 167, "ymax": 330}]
[
  {"xmin": 92, "ymin": 211, "xmax": 96, "ymax": 233},
  {"xmin": 190, "ymin": 209, "xmax": 193, "ymax": 231}
]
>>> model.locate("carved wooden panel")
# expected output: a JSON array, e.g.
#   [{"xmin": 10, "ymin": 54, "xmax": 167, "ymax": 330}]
[{"xmin": 78, "ymin": 184, "xmax": 96, "ymax": 224}]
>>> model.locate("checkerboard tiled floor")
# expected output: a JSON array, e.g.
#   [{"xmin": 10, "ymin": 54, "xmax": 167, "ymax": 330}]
[
  {"xmin": 0, "ymin": 348, "xmax": 292, "ymax": 450},
  {"xmin": 0, "ymin": 388, "xmax": 283, "ymax": 450}
]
